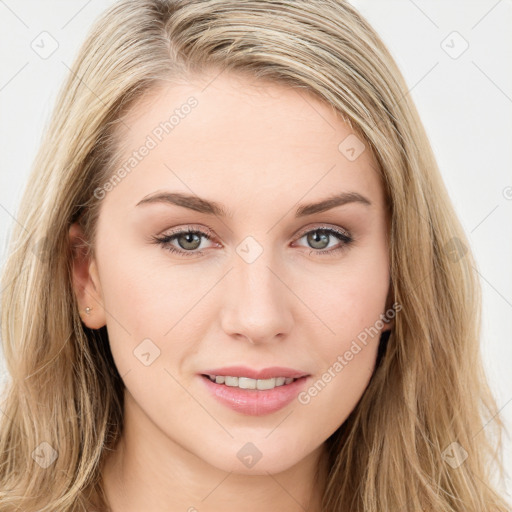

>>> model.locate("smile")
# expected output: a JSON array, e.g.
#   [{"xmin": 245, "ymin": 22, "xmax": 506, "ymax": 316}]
[{"xmin": 203, "ymin": 374, "xmax": 298, "ymax": 390}]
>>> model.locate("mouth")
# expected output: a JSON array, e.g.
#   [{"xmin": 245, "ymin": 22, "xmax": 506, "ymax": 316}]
[
  {"xmin": 201, "ymin": 374, "xmax": 303, "ymax": 390},
  {"xmin": 198, "ymin": 366, "xmax": 311, "ymax": 415}
]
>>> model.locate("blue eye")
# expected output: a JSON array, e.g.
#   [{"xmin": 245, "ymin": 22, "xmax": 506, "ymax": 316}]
[{"xmin": 152, "ymin": 225, "xmax": 353, "ymax": 258}]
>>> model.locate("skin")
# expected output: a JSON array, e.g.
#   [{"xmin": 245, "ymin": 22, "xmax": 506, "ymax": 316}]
[{"xmin": 69, "ymin": 70, "xmax": 393, "ymax": 512}]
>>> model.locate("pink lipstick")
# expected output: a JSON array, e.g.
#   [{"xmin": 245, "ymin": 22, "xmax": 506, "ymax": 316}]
[{"xmin": 199, "ymin": 366, "xmax": 310, "ymax": 416}]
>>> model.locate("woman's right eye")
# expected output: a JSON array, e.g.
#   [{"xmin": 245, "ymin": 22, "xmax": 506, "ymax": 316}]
[{"xmin": 152, "ymin": 227, "xmax": 215, "ymax": 258}]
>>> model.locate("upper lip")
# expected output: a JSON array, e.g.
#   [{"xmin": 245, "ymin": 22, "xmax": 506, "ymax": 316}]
[{"xmin": 200, "ymin": 366, "xmax": 309, "ymax": 380}]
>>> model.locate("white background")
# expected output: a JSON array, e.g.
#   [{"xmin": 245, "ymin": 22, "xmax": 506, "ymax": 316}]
[{"xmin": 0, "ymin": 0, "xmax": 511, "ymax": 500}]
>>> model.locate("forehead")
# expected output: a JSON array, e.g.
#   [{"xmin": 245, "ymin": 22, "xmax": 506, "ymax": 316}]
[{"xmin": 107, "ymin": 71, "xmax": 384, "ymax": 212}]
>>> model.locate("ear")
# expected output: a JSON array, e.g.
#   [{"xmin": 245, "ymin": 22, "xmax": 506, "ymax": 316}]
[{"xmin": 69, "ymin": 222, "xmax": 106, "ymax": 329}]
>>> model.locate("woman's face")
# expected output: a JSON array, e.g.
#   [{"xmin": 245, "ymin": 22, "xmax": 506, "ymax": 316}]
[{"xmin": 72, "ymin": 71, "xmax": 392, "ymax": 475}]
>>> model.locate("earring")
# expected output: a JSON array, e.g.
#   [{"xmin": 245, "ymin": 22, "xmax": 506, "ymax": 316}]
[{"xmin": 85, "ymin": 306, "xmax": 92, "ymax": 315}]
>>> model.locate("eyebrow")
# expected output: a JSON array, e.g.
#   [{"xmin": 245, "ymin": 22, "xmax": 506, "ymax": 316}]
[{"xmin": 136, "ymin": 190, "xmax": 372, "ymax": 217}]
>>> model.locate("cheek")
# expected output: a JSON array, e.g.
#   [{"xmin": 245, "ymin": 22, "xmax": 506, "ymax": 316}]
[
  {"xmin": 302, "ymin": 247, "xmax": 389, "ymax": 349},
  {"xmin": 295, "ymin": 246, "xmax": 389, "ymax": 416},
  {"xmin": 95, "ymin": 236, "xmax": 217, "ymax": 379},
  {"xmin": 99, "ymin": 256, "xmax": 169, "ymax": 333},
  {"xmin": 292, "ymin": 289, "xmax": 387, "ymax": 444},
  {"xmin": 97, "ymin": 230, "xmax": 195, "ymax": 327}
]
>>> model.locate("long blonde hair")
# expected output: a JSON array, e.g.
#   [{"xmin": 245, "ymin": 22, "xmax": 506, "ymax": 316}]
[{"xmin": 0, "ymin": 1, "xmax": 509, "ymax": 510}]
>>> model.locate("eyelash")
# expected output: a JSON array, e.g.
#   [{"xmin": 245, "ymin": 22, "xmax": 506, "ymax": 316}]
[{"xmin": 151, "ymin": 224, "xmax": 353, "ymax": 258}]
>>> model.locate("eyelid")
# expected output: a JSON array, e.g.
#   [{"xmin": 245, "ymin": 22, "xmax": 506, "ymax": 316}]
[
  {"xmin": 161, "ymin": 224, "xmax": 216, "ymax": 238},
  {"xmin": 294, "ymin": 223, "xmax": 351, "ymax": 239}
]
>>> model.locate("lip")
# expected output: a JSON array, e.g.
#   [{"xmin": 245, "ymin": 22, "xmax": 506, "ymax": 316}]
[
  {"xmin": 198, "ymin": 366, "xmax": 310, "ymax": 416},
  {"xmin": 200, "ymin": 366, "xmax": 309, "ymax": 380}
]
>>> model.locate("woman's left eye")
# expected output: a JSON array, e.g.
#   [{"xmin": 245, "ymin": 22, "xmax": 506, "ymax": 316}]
[
  {"xmin": 293, "ymin": 227, "xmax": 353, "ymax": 256},
  {"xmin": 152, "ymin": 225, "xmax": 353, "ymax": 258}
]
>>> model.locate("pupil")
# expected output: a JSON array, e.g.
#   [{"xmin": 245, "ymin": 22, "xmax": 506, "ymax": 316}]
[
  {"xmin": 308, "ymin": 230, "xmax": 328, "ymax": 249},
  {"xmin": 180, "ymin": 233, "xmax": 201, "ymax": 250}
]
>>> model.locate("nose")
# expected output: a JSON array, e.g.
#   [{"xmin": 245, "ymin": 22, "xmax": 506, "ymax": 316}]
[{"xmin": 219, "ymin": 248, "xmax": 294, "ymax": 345}]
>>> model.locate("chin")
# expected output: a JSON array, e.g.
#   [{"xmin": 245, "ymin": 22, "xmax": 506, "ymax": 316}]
[{"xmin": 202, "ymin": 440, "xmax": 309, "ymax": 476}]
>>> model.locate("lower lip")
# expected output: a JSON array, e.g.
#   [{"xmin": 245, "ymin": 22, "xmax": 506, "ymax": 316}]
[{"xmin": 199, "ymin": 375, "xmax": 310, "ymax": 416}]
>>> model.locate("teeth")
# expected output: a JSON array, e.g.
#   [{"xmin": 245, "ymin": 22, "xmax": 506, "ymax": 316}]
[
  {"xmin": 256, "ymin": 378, "xmax": 276, "ymax": 390},
  {"xmin": 225, "ymin": 376, "xmax": 238, "ymax": 387},
  {"xmin": 239, "ymin": 377, "xmax": 257, "ymax": 389},
  {"xmin": 206, "ymin": 374, "xmax": 299, "ymax": 390}
]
